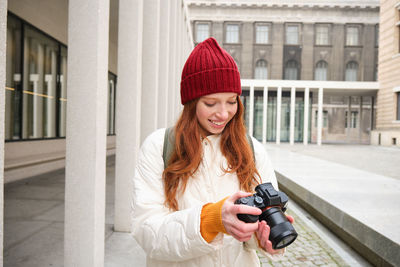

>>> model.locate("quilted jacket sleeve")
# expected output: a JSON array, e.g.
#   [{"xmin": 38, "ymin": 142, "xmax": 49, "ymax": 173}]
[
  {"xmin": 131, "ymin": 129, "xmax": 221, "ymax": 262},
  {"xmin": 252, "ymin": 137, "xmax": 279, "ymax": 189},
  {"xmin": 243, "ymin": 137, "xmax": 285, "ymax": 259}
]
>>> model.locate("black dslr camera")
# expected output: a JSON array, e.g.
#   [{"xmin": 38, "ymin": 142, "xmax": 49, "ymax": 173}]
[{"xmin": 234, "ymin": 182, "xmax": 298, "ymax": 249}]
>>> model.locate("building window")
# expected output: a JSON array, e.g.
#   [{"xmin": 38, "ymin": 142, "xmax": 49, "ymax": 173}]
[
  {"xmin": 256, "ymin": 24, "xmax": 269, "ymax": 44},
  {"xmin": 345, "ymin": 61, "xmax": 358, "ymax": 81},
  {"xmin": 397, "ymin": 92, "xmax": 400, "ymax": 120},
  {"xmin": 345, "ymin": 111, "xmax": 358, "ymax": 128},
  {"xmin": 315, "ymin": 25, "xmax": 329, "ymax": 45},
  {"xmin": 397, "ymin": 9, "xmax": 400, "ymax": 53},
  {"xmin": 254, "ymin": 60, "xmax": 268, "ymax": 79},
  {"xmin": 375, "ymin": 24, "xmax": 379, "ymax": 47},
  {"xmin": 196, "ymin": 23, "xmax": 209, "ymax": 43},
  {"xmin": 315, "ymin": 110, "xmax": 328, "ymax": 128},
  {"xmin": 5, "ymin": 13, "xmax": 116, "ymax": 141},
  {"xmin": 284, "ymin": 60, "xmax": 299, "ymax": 80},
  {"xmin": 346, "ymin": 26, "xmax": 359, "ymax": 46},
  {"xmin": 226, "ymin": 24, "xmax": 239, "ymax": 43},
  {"xmin": 315, "ymin": 61, "xmax": 328, "ymax": 81},
  {"xmin": 286, "ymin": 25, "xmax": 299, "ymax": 45}
]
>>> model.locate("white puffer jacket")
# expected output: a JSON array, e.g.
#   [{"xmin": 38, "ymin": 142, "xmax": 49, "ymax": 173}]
[{"xmin": 132, "ymin": 128, "xmax": 280, "ymax": 267}]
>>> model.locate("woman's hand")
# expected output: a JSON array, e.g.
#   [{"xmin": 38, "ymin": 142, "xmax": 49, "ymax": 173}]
[
  {"xmin": 221, "ymin": 191, "xmax": 261, "ymax": 242},
  {"xmin": 256, "ymin": 214, "xmax": 294, "ymax": 254}
]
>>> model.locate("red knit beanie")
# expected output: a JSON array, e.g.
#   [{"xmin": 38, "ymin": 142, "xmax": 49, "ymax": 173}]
[{"xmin": 180, "ymin": 37, "xmax": 241, "ymax": 105}]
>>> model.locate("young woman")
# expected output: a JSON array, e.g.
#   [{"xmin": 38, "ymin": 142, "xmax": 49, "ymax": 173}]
[{"xmin": 132, "ymin": 37, "xmax": 293, "ymax": 266}]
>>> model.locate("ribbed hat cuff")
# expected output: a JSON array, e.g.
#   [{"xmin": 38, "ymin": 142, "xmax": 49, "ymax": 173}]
[{"xmin": 180, "ymin": 68, "xmax": 242, "ymax": 104}]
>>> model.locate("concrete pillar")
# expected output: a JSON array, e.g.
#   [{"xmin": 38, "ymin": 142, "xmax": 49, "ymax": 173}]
[
  {"xmin": 303, "ymin": 87, "xmax": 309, "ymax": 145},
  {"xmin": 157, "ymin": 0, "xmax": 170, "ymax": 128},
  {"xmin": 276, "ymin": 87, "xmax": 282, "ymax": 144},
  {"xmin": 0, "ymin": 1, "xmax": 8, "ymax": 265},
  {"xmin": 262, "ymin": 86, "xmax": 268, "ymax": 144},
  {"xmin": 64, "ymin": 0, "xmax": 109, "ymax": 266},
  {"xmin": 249, "ymin": 85, "xmax": 254, "ymax": 136},
  {"xmin": 317, "ymin": 87, "xmax": 323, "ymax": 146},
  {"xmin": 289, "ymin": 87, "xmax": 295, "ymax": 145},
  {"xmin": 141, "ymin": 0, "xmax": 160, "ymax": 143},
  {"xmin": 168, "ymin": 0, "xmax": 177, "ymax": 126},
  {"xmin": 114, "ymin": 0, "xmax": 143, "ymax": 232},
  {"xmin": 175, "ymin": 0, "xmax": 183, "ymax": 120}
]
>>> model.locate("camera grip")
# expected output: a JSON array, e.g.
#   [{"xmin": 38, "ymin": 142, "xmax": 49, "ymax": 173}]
[{"xmin": 237, "ymin": 213, "xmax": 259, "ymax": 223}]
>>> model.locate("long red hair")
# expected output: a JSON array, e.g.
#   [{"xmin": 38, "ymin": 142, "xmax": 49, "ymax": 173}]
[{"xmin": 162, "ymin": 97, "xmax": 261, "ymax": 211}]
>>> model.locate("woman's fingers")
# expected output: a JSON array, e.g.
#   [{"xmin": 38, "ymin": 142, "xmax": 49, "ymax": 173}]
[
  {"xmin": 286, "ymin": 214, "xmax": 295, "ymax": 224},
  {"xmin": 221, "ymin": 191, "xmax": 263, "ymax": 242}
]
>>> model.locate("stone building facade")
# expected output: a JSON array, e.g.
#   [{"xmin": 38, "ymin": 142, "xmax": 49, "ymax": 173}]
[
  {"xmin": 371, "ymin": 0, "xmax": 400, "ymax": 147},
  {"xmin": 187, "ymin": 0, "xmax": 380, "ymax": 144}
]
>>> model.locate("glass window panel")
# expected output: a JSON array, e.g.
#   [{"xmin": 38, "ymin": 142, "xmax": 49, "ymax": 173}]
[
  {"xmin": 397, "ymin": 92, "xmax": 400, "ymax": 120},
  {"xmin": 284, "ymin": 60, "xmax": 298, "ymax": 80},
  {"xmin": 346, "ymin": 26, "xmax": 359, "ymax": 46},
  {"xmin": 315, "ymin": 25, "xmax": 329, "ymax": 45},
  {"xmin": 253, "ymin": 95, "xmax": 263, "ymax": 141},
  {"xmin": 107, "ymin": 72, "xmax": 117, "ymax": 135},
  {"xmin": 256, "ymin": 25, "xmax": 269, "ymax": 44},
  {"xmin": 226, "ymin": 24, "xmax": 239, "ymax": 43},
  {"xmin": 345, "ymin": 61, "xmax": 358, "ymax": 81},
  {"xmin": 315, "ymin": 61, "xmax": 328, "ymax": 81},
  {"xmin": 5, "ymin": 15, "xmax": 22, "ymax": 140},
  {"xmin": 351, "ymin": 111, "xmax": 358, "ymax": 128},
  {"xmin": 59, "ymin": 46, "xmax": 67, "ymax": 137},
  {"xmin": 23, "ymin": 25, "xmax": 59, "ymax": 139},
  {"xmin": 196, "ymin": 23, "xmax": 209, "ymax": 43},
  {"xmin": 255, "ymin": 60, "xmax": 268, "ymax": 79},
  {"xmin": 286, "ymin": 25, "xmax": 299, "ymax": 45},
  {"xmin": 315, "ymin": 110, "xmax": 328, "ymax": 127}
]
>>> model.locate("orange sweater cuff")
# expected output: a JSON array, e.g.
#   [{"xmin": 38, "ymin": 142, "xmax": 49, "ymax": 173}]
[{"xmin": 200, "ymin": 197, "xmax": 229, "ymax": 243}]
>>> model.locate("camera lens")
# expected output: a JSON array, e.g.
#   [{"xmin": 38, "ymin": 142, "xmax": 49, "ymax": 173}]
[{"xmin": 259, "ymin": 207, "xmax": 298, "ymax": 249}]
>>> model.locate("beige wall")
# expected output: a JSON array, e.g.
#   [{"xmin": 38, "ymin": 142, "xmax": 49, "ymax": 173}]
[{"xmin": 372, "ymin": 0, "xmax": 400, "ymax": 146}]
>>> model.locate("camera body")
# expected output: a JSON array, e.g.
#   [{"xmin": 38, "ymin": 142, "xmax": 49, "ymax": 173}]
[
  {"xmin": 235, "ymin": 183, "xmax": 288, "ymax": 223},
  {"xmin": 234, "ymin": 182, "xmax": 297, "ymax": 249}
]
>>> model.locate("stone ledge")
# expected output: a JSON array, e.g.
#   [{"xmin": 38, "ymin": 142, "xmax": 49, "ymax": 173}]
[{"xmin": 276, "ymin": 171, "xmax": 399, "ymax": 267}]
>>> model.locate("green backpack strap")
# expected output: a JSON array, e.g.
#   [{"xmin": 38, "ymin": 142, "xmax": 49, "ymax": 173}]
[
  {"xmin": 163, "ymin": 127, "xmax": 175, "ymax": 169},
  {"xmin": 246, "ymin": 133, "xmax": 255, "ymax": 162},
  {"xmin": 163, "ymin": 127, "xmax": 255, "ymax": 169}
]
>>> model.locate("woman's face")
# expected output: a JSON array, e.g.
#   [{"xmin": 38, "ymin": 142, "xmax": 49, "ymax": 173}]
[{"xmin": 196, "ymin": 92, "xmax": 238, "ymax": 135}]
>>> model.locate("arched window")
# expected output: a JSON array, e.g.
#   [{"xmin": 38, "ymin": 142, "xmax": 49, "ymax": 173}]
[
  {"xmin": 254, "ymin": 60, "xmax": 268, "ymax": 79},
  {"xmin": 315, "ymin": 60, "xmax": 328, "ymax": 81},
  {"xmin": 284, "ymin": 60, "xmax": 298, "ymax": 80},
  {"xmin": 345, "ymin": 61, "xmax": 358, "ymax": 81}
]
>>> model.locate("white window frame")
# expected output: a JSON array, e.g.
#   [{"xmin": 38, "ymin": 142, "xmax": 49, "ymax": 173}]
[
  {"xmin": 315, "ymin": 24, "xmax": 330, "ymax": 46},
  {"xmin": 315, "ymin": 60, "xmax": 328, "ymax": 81},
  {"xmin": 225, "ymin": 23, "xmax": 240, "ymax": 44},
  {"xmin": 346, "ymin": 25, "xmax": 361, "ymax": 46},
  {"xmin": 286, "ymin": 24, "xmax": 300, "ymax": 45},
  {"xmin": 345, "ymin": 61, "xmax": 359, "ymax": 81},
  {"xmin": 254, "ymin": 59, "xmax": 268, "ymax": 79},
  {"xmin": 195, "ymin": 22, "xmax": 210, "ymax": 43},
  {"xmin": 255, "ymin": 23, "xmax": 270, "ymax": 44}
]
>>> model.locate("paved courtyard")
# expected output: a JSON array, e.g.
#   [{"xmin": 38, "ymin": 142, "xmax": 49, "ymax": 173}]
[
  {"xmin": 268, "ymin": 143, "xmax": 400, "ymax": 180},
  {"xmin": 4, "ymin": 149, "xmax": 377, "ymax": 266}
]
